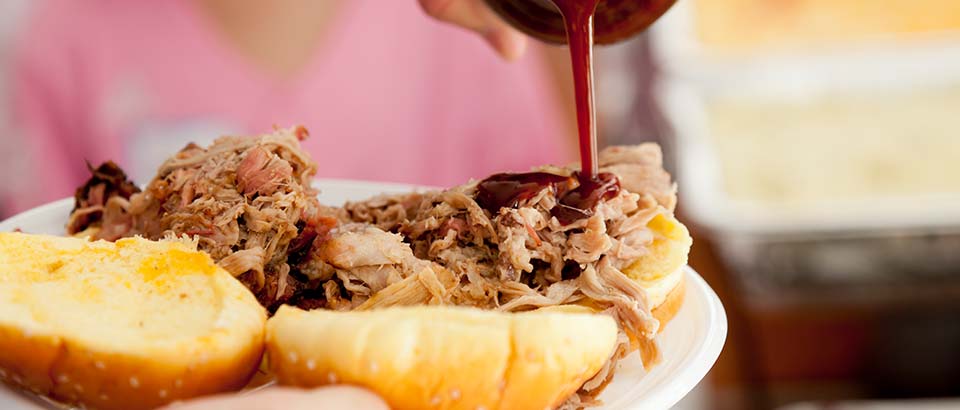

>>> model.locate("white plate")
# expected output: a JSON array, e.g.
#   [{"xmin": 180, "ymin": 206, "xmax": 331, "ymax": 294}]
[{"xmin": 0, "ymin": 179, "xmax": 727, "ymax": 410}]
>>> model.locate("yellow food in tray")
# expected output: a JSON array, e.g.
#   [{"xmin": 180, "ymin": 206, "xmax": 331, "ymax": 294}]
[{"xmin": 693, "ymin": 0, "xmax": 960, "ymax": 55}]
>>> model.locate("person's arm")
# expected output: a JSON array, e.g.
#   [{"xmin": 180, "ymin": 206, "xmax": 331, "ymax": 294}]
[{"xmin": 418, "ymin": 0, "xmax": 528, "ymax": 60}]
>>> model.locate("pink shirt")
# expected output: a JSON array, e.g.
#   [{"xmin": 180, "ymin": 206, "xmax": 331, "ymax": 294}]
[{"xmin": 7, "ymin": 0, "xmax": 573, "ymax": 214}]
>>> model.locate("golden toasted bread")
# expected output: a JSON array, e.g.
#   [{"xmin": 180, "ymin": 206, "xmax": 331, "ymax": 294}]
[
  {"xmin": 0, "ymin": 233, "xmax": 266, "ymax": 410},
  {"xmin": 266, "ymin": 305, "xmax": 618, "ymax": 410}
]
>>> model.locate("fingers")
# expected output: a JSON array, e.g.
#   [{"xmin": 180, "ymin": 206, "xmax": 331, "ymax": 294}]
[
  {"xmin": 298, "ymin": 386, "xmax": 389, "ymax": 410},
  {"xmin": 419, "ymin": 0, "xmax": 528, "ymax": 60},
  {"xmin": 163, "ymin": 386, "xmax": 389, "ymax": 410}
]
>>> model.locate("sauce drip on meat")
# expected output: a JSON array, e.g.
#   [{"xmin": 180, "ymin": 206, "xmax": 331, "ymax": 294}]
[
  {"xmin": 473, "ymin": 0, "xmax": 623, "ymax": 224},
  {"xmin": 552, "ymin": 0, "xmax": 676, "ymax": 179},
  {"xmin": 476, "ymin": 171, "xmax": 620, "ymax": 225},
  {"xmin": 551, "ymin": 172, "xmax": 620, "ymax": 224},
  {"xmin": 477, "ymin": 0, "xmax": 678, "ymax": 223},
  {"xmin": 475, "ymin": 172, "xmax": 572, "ymax": 212}
]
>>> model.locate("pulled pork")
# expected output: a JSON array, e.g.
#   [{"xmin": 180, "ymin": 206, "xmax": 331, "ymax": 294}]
[
  {"xmin": 310, "ymin": 223, "xmax": 458, "ymax": 310},
  {"xmin": 67, "ymin": 161, "xmax": 141, "ymax": 239},
  {"xmin": 342, "ymin": 144, "xmax": 678, "ymax": 401},
  {"xmin": 67, "ymin": 126, "xmax": 336, "ymax": 310}
]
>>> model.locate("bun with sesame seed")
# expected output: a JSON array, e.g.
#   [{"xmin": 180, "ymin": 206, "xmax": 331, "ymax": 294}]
[
  {"xmin": 0, "ymin": 233, "xmax": 267, "ymax": 410},
  {"xmin": 266, "ymin": 305, "xmax": 618, "ymax": 410}
]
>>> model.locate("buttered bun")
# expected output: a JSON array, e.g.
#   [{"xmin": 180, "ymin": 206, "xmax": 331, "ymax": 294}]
[
  {"xmin": 266, "ymin": 305, "xmax": 618, "ymax": 410},
  {"xmin": 0, "ymin": 233, "xmax": 267, "ymax": 410}
]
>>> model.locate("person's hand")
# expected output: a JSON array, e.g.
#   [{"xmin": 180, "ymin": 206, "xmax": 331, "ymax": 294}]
[
  {"xmin": 418, "ymin": 0, "xmax": 528, "ymax": 60},
  {"xmin": 162, "ymin": 386, "xmax": 388, "ymax": 410}
]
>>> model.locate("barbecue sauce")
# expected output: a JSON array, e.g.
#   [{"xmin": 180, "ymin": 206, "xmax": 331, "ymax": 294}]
[
  {"xmin": 475, "ymin": 172, "xmax": 573, "ymax": 212},
  {"xmin": 555, "ymin": 0, "xmax": 602, "ymax": 180},
  {"xmin": 476, "ymin": 0, "xmax": 623, "ymax": 225},
  {"xmin": 476, "ymin": 171, "xmax": 619, "ymax": 224},
  {"xmin": 551, "ymin": 171, "xmax": 619, "ymax": 224}
]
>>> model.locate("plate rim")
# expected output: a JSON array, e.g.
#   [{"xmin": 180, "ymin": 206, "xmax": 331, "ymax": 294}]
[{"xmin": 647, "ymin": 267, "xmax": 727, "ymax": 409}]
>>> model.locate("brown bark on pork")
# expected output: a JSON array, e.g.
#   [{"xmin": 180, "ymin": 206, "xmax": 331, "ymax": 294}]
[{"xmin": 66, "ymin": 126, "xmax": 332, "ymax": 311}]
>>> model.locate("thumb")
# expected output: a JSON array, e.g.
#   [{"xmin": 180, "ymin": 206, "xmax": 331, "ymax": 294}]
[{"xmin": 419, "ymin": 0, "xmax": 528, "ymax": 60}]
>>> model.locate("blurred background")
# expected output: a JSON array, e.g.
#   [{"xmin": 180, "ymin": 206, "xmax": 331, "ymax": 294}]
[
  {"xmin": 649, "ymin": 0, "xmax": 960, "ymax": 409},
  {"xmin": 1, "ymin": 1, "xmax": 960, "ymax": 409}
]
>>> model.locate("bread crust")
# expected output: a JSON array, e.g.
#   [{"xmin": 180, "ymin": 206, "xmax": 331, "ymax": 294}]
[
  {"xmin": 0, "ymin": 234, "xmax": 268, "ymax": 410},
  {"xmin": 653, "ymin": 273, "xmax": 686, "ymax": 331},
  {"xmin": 266, "ymin": 306, "xmax": 618, "ymax": 410},
  {"xmin": 0, "ymin": 327, "xmax": 264, "ymax": 410}
]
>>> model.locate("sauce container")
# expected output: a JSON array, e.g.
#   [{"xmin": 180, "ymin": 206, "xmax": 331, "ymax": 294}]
[{"xmin": 484, "ymin": 0, "xmax": 676, "ymax": 44}]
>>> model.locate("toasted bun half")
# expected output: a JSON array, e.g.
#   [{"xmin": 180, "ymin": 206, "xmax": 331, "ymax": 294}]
[
  {"xmin": 623, "ymin": 212, "xmax": 690, "ymax": 326},
  {"xmin": 0, "ymin": 233, "xmax": 267, "ymax": 410},
  {"xmin": 624, "ymin": 213, "xmax": 691, "ymax": 308},
  {"xmin": 266, "ymin": 305, "xmax": 618, "ymax": 410}
]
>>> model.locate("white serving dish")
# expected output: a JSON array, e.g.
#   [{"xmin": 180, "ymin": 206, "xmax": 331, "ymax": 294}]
[
  {"xmin": 0, "ymin": 179, "xmax": 727, "ymax": 410},
  {"xmin": 652, "ymin": 46, "xmax": 960, "ymax": 305},
  {"xmin": 655, "ymin": 77, "xmax": 960, "ymax": 236}
]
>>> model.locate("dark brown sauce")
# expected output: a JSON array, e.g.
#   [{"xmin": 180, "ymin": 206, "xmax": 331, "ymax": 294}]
[
  {"xmin": 475, "ymin": 172, "xmax": 573, "ymax": 212},
  {"xmin": 476, "ymin": 0, "xmax": 642, "ymax": 225},
  {"xmin": 476, "ymin": 171, "xmax": 620, "ymax": 225},
  {"xmin": 552, "ymin": 172, "xmax": 620, "ymax": 224},
  {"xmin": 554, "ymin": 0, "xmax": 602, "ymax": 179}
]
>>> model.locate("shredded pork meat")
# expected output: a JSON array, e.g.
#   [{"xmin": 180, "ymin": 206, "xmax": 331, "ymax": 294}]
[
  {"xmin": 314, "ymin": 223, "xmax": 458, "ymax": 309},
  {"xmin": 66, "ymin": 161, "xmax": 141, "ymax": 239},
  {"xmin": 342, "ymin": 144, "xmax": 678, "ymax": 402}
]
